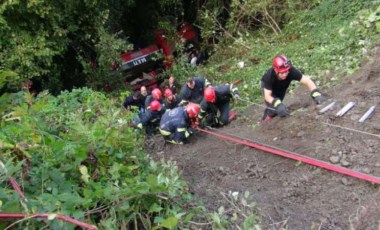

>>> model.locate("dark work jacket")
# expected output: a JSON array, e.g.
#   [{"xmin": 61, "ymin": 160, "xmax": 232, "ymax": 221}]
[
  {"xmin": 163, "ymin": 95, "xmax": 182, "ymax": 111},
  {"xmin": 140, "ymin": 109, "xmax": 164, "ymax": 126},
  {"xmin": 159, "ymin": 107, "xmax": 189, "ymax": 134},
  {"xmin": 123, "ymin": 95, "xmax": 145, "ymax": 111},
  {"xmin": 144, "ymin": 95, "xmax": 163, "ymax": 110},
  {"xmin": 200, "ymin": 84, "xmax": 238, "ymax": 115},
  {"xmin": 180, "ymin": 77, "xmax": 211, "ymax": 104}
]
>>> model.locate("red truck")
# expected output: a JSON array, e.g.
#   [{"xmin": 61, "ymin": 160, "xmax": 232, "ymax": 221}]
[{"xmin": 113, "ymin": 23, "xmax": 199, "ymax": 91}]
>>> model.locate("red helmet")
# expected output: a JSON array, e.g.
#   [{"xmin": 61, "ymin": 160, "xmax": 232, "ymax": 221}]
[
  {"xmin": 273, "ymin": 55, "xmax": 291, "ymax": 73},
  {"xmin": 149, "ymin": 100, "xmax": 161, "ymax": 111},
  {"xmin": 151, "ymin": 88, "xmax": 162, "ymax": 100},
  {"xmin": 204, "ymin": 87, "xmax": 216, "ymax": 103},
  {"xmin": 185, "ymin": 103, "xmax": 200, "ymax": 118},
  {"xmin": 164, "ymin": 88, "xmax": 173, "ymax": 98}
]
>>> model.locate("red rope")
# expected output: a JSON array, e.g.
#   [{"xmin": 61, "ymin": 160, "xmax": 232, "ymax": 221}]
[
  {"xmin": 196, "ymin": 128, "xmax": 380, "ymax": 184},
  {"xmin": 9, "ymin": 178, "xmax": 28, "ymax": 201},
  {"xmin": 0, "ymin": 213, "xmax": 97, "ymax": 230},
  {"xmin": 5, "ymin": 179, "xmax": 97, "ymax": 229}
]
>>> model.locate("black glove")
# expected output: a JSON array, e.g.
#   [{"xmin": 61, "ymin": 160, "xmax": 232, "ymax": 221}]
[
  {"xmin": 198, "ymin": 120, "xmax": 206, "ymax": 128},
  {"xmin": 272, "ymin": 98, "xmax": 288, "ymax": 117},
  {"xmin": 311, "ymin": 89, "xmax": 327, "ymax": 104},
  {"xmin": 188, "ymin": 127, "xmax": 196, "ymax": 135}
]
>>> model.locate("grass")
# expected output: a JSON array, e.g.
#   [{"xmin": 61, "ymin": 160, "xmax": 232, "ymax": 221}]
[{"xmin": 197, "ymin": 0, "xmax": 380, "ymax": 102}]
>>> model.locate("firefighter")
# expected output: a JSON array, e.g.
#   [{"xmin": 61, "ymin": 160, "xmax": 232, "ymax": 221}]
[
  {"xmin": 199, "ymin": 84, "xmax": 240, "ymax": 127},
  {"xmin": 144, "ymin": 88, "xmax": 163, "ymax": 110},
  {"xmin": 136, "ymin": 100, "xmax": 164, "ymax": 136},
  {"xmin": 163, "ymin": 88, "xmax": 181, "ymax": 111},
  {"xmin": 180, "ymin": 77, "xmax": 211, "ymax": 105},
  {"xmin": 159, "ymin": 102, "xmax": 200, "ymax": 144},
  {"xmin": 261, "ymin": 54, "xmax": 327, "ymax": 123}
]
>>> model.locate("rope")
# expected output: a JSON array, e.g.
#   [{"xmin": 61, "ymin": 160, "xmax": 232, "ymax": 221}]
[
  {"xmin": 321, "ymin": 122, "xmax": 380, "ymax": 138},
  {"xmin": 196, "ymin": 127, "xmax": 380, "ymax": 185},
  {"xmin": 237, "ymin": 97, "xmax": 380, "ymax": 139}
]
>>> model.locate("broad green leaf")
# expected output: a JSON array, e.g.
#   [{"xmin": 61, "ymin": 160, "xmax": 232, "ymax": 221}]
[
  {"xmin": 243, "ymin": 214, "xmax": 256, "ymax": 230},
  {"xmin": 158, "ymin": 217, "xmax": 178, "ymax": 230},
  {"xmin": 149, "ymin": 203, "xmax": 163, "ymax": 213},
  {"xmin": 79, "ymin": 165, "xmax": 90, "ymax": 183}
]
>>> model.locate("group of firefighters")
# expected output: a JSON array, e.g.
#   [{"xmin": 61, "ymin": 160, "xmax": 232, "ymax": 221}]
[{"xmin": 123, "ymin": 54, "xmax": 327, "ymax": 144}]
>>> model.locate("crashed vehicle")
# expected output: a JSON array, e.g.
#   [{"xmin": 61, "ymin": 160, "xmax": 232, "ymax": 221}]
[{"xmin": 113, "ymin": 23, "xmax": 200, "ymax": 91}]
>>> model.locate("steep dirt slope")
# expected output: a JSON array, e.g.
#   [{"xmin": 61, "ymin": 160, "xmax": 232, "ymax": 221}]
[{"xmin": 149, "ymin": 47, "xmax": 380, "ymax": 229}]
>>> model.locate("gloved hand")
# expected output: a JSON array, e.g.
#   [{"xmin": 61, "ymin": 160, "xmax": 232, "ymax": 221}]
[
  {"xmin": 311, "ymin": 89, "xmax": 326, "ymax": 104},
  {"xmin": 233, "ymin": 94, "xmax": 240, "ymax": 100},
  {"xmin": 190, "ymin": 118, "xmax": 200, "ymax": 128},
  {"xmin": 188, "ymin": 127, "xmax": 196, "ymax": 135},
  {"xmin": 198, "ymin": 120, "xmax": 206, "ymax": 128},
  {"xmin": 272, "ymin": 98, "xmax": 288, "ymax": 117}
]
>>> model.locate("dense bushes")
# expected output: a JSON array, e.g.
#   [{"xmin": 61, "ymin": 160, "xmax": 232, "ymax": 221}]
[{"xmin": 0, "ymin": 89, "xmax": 209, "ymax": 229}]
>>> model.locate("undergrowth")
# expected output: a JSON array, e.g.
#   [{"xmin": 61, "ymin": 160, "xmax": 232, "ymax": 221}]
[{"xmin": 197, "ymin": 0, "xmax": 380, "ymax": 102}]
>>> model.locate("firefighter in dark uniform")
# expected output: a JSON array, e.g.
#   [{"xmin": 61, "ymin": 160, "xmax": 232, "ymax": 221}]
[
  {"xmin": 261, "ymin": 54, "xmax": 327, "ymax": 123},
  {"xmin": 144, "ymin": 88, "xmax": 163, "ymax": 110},
  {"xmin": 199, "ymin": 84, "xmax": 240, "ymax": 127},
  {"xmin": 136, "ymin": 100, "xmax": 164, "ymax": 136},
  {"xmin": 163, "ymin": 88, "xmax": 181, "ymax": 111},
  {"xmin": 180, "ymin": 77, "xmax": 211, "ymax": 105},
  {"xmin": 159, "ymin": 103, "xmax": 200, "ymax": 144}
]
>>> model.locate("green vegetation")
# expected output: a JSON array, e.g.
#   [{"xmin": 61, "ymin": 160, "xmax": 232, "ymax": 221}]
[
  {"xmin": 197, "ymin": 0, "xmax": 380, "ymax": 101},
  {"xmin": 0, "ymin": 89, "xmax": 203, "ymax": 229},
  {"xmin": 1, "ymin": 0, "xmax": 380, "ymax": 229},
  {"xmin": 0, "ymin": 88, "xmax": 257, "ymax": 229}
]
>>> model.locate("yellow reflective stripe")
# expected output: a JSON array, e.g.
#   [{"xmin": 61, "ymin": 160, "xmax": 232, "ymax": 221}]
[
  {"xmin": 167, "ymin": 140, "xmax": 183, "ymax": 144},
  {"xmin": 205, "ymin": 79, "xmax": 211, "ymax": 87},
  {"xmin": 180, "ymin": 99, "xmax": 188, "ymax": 105},
  {"xmin": 159, "ymin": 128, "xmax": 171, "ymax": 136},
  {"xmin": 274, "ymin": 99, "xmax": 281, "ymax": 107},
  {"xmin": 185, "ymin": 131, "xmax": 190, "ymax": 138},
  {"xmin": 137, "ymin": 123, "xmax": 143, "ymax": 129},
  {"xmin": 230, "ymin": 84, "xmax": 238, "ymax": 94},
  {"xmin": 177, "ymin": 128, "xmax": 186, "ymax": 132},
  {"xmin": 312, "ymin": 91, "xmax": 321, "ymax": 97}
]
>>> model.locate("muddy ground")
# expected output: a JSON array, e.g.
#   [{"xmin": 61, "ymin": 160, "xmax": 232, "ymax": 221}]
[{"xmin": 148, "ymin": 48, "xmax": 380, "ymax": 229}]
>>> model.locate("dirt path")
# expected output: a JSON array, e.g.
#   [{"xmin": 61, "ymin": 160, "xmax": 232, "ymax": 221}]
[{"xmin": 149, "ymin": 48, "xmax": 380, "ymax": 229}]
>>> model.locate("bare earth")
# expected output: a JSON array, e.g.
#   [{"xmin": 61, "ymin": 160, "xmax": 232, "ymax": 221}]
[{"xmin": 148, "ymin": 48, "xmax": 380, "ymax": 229}]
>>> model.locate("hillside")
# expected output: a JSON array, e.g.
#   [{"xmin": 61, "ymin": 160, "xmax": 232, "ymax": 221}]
[
  {"xmin": 1, "ymin": 0, "xmax": 379, "ymax": 229},
  {"xmin": 148, "ymin": 47, "xmax": 380, "ymax": 229}
]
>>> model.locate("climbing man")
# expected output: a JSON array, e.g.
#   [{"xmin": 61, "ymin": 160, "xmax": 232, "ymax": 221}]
[
  {"xmin": 180, "ymin": 77, "xmax": 211, "ymax": 105},
  {"xmin": 199, "ymin": 84, "xmax": 240, "ymax": 127},
  {"xmin": 260, "ymin": 54, "xmax": 327, "ymax": 123},
  {"xmin": 159, "ymin": 102, "xmax": 200, "ymax": 144}
]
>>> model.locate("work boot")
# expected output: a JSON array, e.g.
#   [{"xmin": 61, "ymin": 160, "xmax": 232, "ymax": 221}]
[{"xmin": 259, "ymin": 115, "xmax": 273, "ymax": 125}]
